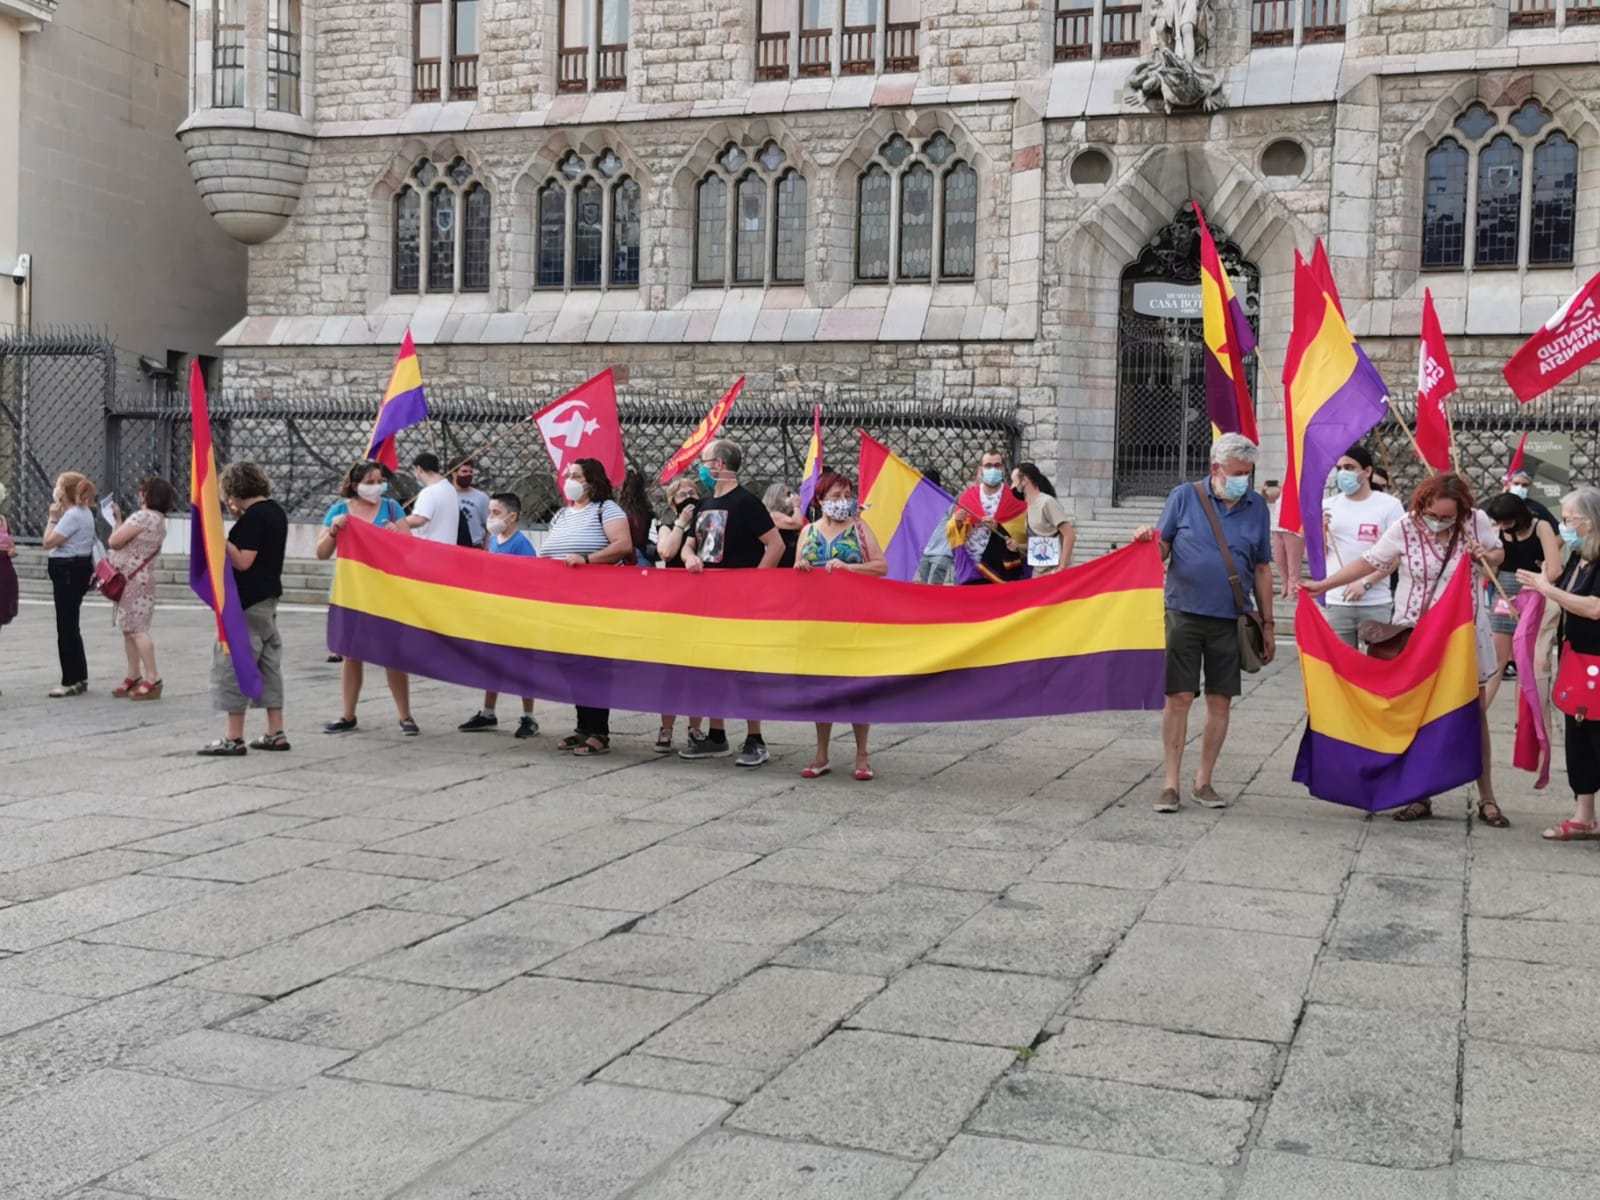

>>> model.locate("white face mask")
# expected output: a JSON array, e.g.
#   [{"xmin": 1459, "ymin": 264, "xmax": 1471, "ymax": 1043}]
[
  {"xmin": 563, "ymin": 478, "xmax": 587, "ymax": 503},
  {"xmin": 486, "ymin": 516, "xmax": 507, "ymax": 535},
  {"xmin": 356, "ymin": 482, "xmax": 386, "ymax": 503}
]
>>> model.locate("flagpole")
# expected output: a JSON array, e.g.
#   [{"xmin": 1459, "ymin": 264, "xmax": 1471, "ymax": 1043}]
[
  {"xmin": 1385, "ymin": 396, "xmax": 1429, "ymax": 466},
  {"xmin": 1443, "ymin": 395, "xmax": 1460, "ymax": 474}
]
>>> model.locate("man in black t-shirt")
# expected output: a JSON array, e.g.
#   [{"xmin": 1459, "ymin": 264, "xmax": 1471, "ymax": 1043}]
[
  {"xmin": 200, "ymin": 461, "xmax": 290, "ymax": 757},
  {"xmin": 680, "ymin": 437, "xmax": 782, "ymax": 767}
]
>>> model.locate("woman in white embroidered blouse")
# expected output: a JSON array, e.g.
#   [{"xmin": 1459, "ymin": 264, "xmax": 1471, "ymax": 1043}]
[{"xmin": 1306, "ymin": 474, "xmax": 1507, "ymax": 827}]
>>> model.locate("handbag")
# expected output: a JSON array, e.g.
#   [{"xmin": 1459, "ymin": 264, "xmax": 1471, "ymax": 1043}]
[
  {"xmin": 1554, "ymin": 644, "xmax": 1600, "ymax": 722},
  {"xmin": 1193, "ymin": 482, "xmax": 1267, "ymax": 674},
  {"xmin": 1359, "ymin": 523, "xmax": 1460, "ymax": 660},
  {"xmin": 93, "ymin": 545, "xmax": 160, "ymax": 603}
]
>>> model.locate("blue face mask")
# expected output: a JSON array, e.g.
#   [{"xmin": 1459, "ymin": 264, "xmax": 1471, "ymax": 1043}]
[
  {"xmin": 1559, "ymin": 522, "xmax": 1583, "ymax": 550},
  {"xmin": 1335, "ymin": 470, "xmax": 1361, "ymax": 496},
  {"xmin": 697, "ymin": 464, "xmax": 717, "ymax": 491},
  {"xmin": 1510, "ymin": 485, "xmax": 1529, "ymax": 500},
  {"xmin": 1220, "ymin": 473, "xmax": 1249, "ymax": 501},
  {"xmin": 981, "ymin": 467, "xmax": 1004, "ymax": 488}
]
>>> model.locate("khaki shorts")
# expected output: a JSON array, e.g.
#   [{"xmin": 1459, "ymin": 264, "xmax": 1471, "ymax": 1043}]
[{"xmin": 210, "ymin": 598, "xmax": 285, "ymax": 712}]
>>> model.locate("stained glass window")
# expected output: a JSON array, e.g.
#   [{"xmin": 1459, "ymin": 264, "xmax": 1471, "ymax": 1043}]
[
  {"xmin": 393, "ymin": 189, "xmax": 421, "ymax": 292},
  {"xmin": 573, "ymin": 177, "xmax": 603, "ymax": 287},
  {"xmin": 462, "ymin": 185, "xmax": 491, "ymax": 292},
  {"xmin": 536, "ymin": 183, "xmax": 566, "ymax": 288},
  {"xmin": 1530, "ymin": 132, "xmax": 1577, "ymax": 266},
  {"xmin": 735, "ymin": 174, "xmax": 767, "ymax": 284},
  {"xmin": 1474, "ymin": 134, "xmax": 1522, "ymax": 268},
  {"xmin": 941, "ymin": 162, "xmax": 977, "ymax": 278},
  {"xmin": 856, "ymin": 164, "xmax": 891, "ymax": 280},
  {"xmin": 1422, "ymin": 139, "xmax": 1467, "ymax": 269},
  {"xmin": 612, "ymin": 177, "xmax": 641, "ymax": 285},
  {"xmin": 898, "ymin": 163, "xmax": 933, "ymax": 280},
  {"xmin": 774, "ymin": 171, "xmax": 806, "ymax": 283},
  {"xmin": 696, "ymin": 175, "xmax": 728, "ymax": 284}
]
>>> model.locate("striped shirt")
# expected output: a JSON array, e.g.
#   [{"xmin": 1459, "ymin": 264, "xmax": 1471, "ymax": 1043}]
[{"xmin": 541, "ymin": 500, "xmax": 625, "ymax": 558}]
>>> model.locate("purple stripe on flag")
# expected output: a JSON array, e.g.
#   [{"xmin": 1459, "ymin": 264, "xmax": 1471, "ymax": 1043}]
[
  {"xmin": 1296, "ymin": 347, "xmax": 1391, "ymax": 579},
  {"xmin": 1227, "ymin": 295, "xmax": 1257, "ymax": 355},
  {"xmin": 1204, "ymin": 349, "xmax": 1242, "ymax": 435},
  {"xmin": 1291, "ymin": 699, "xmax": 1482, "ymax": 812},
  {"xmin": 328, "ymin": 607, "xmax": 1165, "ymax": 724},
  {"xmin": 189, "ymin": 504, "xmax": 264, "ymax": 698},
  {"xmin": 368, "ymin": 385, "xmax": 429, "ymax": 455},
  {"xmin": 882, "ymin": 476, "xmax": 956, "ymax": 582},
  {"xmin": 188, "ymin": 503, "xmax": 218, "ymax": 608}
]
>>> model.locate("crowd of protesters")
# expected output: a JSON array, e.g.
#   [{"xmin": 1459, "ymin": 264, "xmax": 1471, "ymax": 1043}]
[{"xmin": 16, "ymin": 430, "xmax": 1600, "ymax": 844}]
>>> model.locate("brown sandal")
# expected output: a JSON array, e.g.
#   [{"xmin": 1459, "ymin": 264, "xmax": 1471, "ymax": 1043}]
[
  {"xmin": 1393, "ymin": 800, "xmax": 1433, "ymax": 822},
  {"xmin": 572, "ymin": 735, "xmax": 610, "ymax": 756},
  {"xmin": 1477, "ymin": 801, "xmax": 1510, "ymax": 829}
]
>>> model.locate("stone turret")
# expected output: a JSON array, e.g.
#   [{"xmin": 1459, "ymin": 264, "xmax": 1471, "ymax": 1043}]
[{"xmin": 177, "ymin": 0, "xmax": 312, "ymax": 244}]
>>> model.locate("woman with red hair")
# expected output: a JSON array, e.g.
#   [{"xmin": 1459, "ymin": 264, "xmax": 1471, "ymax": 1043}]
[
  {"xmin": 796, "ymin": 469, "xmax": 887, "ymax": 780},
  {"xmin": 1307, "ymin": 473, "xmax": 1507, "ymax": 825}
]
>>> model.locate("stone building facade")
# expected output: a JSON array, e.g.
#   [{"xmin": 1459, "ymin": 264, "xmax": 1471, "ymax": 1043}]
[
  {"xmin": 183, "ymin": 0, "xmax": 1600, "ymax": 511},
  {"xmin": 2, "ymin": 0, "xmax": 246, "ymax": 375}
]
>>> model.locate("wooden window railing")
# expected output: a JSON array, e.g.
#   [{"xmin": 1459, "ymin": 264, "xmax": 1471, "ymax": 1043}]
[
  {"xmin": 1251, "ymin": 0, "xmax": 1294, "ymax": 45},
  {"xmin": 798, "ymin": 29, "xmax": 831, "ymax": 76},
  {"xmin": 1509, "ymin": 0, "xmax": 1557, "ymax": 25},
  {"xmin": 1054, "ymin": 8, "xmax": 1092, "ymax": 61},
  {"xmin": 885, "ymin": 20, "xmax": 918, "ymax": 70},
  {"xmin": 1302, "ymin": 0, "xmax": 1344, "ymax": 42},
  {"xmin": 756, "ymin": 31, "xmax": 790, "ymax": 80},
  {"xmin": 596, "ymin": 44, "xmax": 627, "ymax": 91},
  {"xmin": 841, "ymin": 25, "xmax": 875, "ymax": 74},
  {"xmin": 1101, "ymin": 3, "xmax": 1141, "ymax": 57},
  {"xmin": 414, "ymin": 59, "xmax": 441, "ymax": 102},
  {"xmin": 450, "ymin": 55, "xmax": 478, "ymax": 98},
  {"xmin": 558, "ymin": 47, "xmax": 588, "ymax": 91}
]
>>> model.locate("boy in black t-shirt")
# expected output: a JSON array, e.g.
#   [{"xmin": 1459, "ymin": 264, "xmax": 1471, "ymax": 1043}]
[
  {"xmin": 199, "ymin": 461, "xmax": 291, "ymax": 756},
  {"xmin": 680, "ymin": 438, "xmax": 782, "ymax": 767}
]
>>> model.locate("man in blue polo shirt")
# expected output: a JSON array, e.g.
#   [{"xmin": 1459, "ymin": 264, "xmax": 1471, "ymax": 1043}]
[{"xmin": 1135, "ymin": 433, "xmax": 1275, "ymax": 815}]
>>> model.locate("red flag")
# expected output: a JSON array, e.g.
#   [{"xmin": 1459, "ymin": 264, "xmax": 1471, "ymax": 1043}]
[
  {"xmin": 1310, "ymin": 239, "xmax": 1343, "ymax": 319},
  {"xmin": 658, "ymin": 377, "xmax": 744, "ymax": 485},
  {"xmin": 1506, "ymin": 431, "xmax": 1528, "ymax": 481},
  {"xmin": 1504, "ymin": 268, "xmax": 1600, "ymax": 402},
  {"xmin": 532, "ymin": 369, "xmax": 627, "ymax": 492},
  {"xmin": 1415, "ymin": 289, "xmax": 1456, "ymax": 472}
]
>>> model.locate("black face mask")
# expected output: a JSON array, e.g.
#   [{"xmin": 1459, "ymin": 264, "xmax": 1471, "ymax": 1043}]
[
  {"xmin": 1010, "ymin": 486, "xmax": 1026, "ymax": 501},
  {"xmin": 674, "ymin": 498, "xmax": 695, "ymax": 514}
]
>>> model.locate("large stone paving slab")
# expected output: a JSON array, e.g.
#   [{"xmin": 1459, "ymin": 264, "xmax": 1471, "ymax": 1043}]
[
  {"xmin": 1462, "ymin": 1039, "xmax": 1600, "ymax": 1173},
  {"xmin": 1467, "ymin": 957, "xmax": 1600, "ymax": 1052},
  {"xmin": 125, "ymin": 1027, "xmax": 352, "ymax": 1091},
  {"xmin": 0, "ymin": 939, "xmax": 212, "ymax": 998},
  {"xmin": 774, "ymin": 882, "xmax": 991, "ymax": 976},
  {"xmin": 221, "ymin": 975, "xmax": 475, "ymax": 1050},
  {"xmin": 1073, "ymin": 922, "xmax": 1319, "ymax": 1042},
  {"xmin": 902, "ymin": 1135, "xmax": 1228, "ymax": 1200},
  {"xmin": 628, "ymin": 1130, "xmax": 918, "ymax": 1200},
  {"xmin": 335, "ymin": 976, "xmax": 699, "ymax": 1102},
  {"xmin": 1236, "ymin": 1150, "xmax": 1451, "ymax": 1199},
  {"xmin": 727, "ymin": 1028, "xmax": 1013, "ymax": 1159},
  {"xmin": 1033, "ymin": 1017, "xmax": 1279, "ymax": 1099},
  {"xmin": 1261, "ymin": 1005, "xmax": 1458, "ymax": 1169},
  {"xmin": 970, "ymin": 1071, "xmax": 1255, "ymax": 1166},
  {"xmin": 107, "ymin": 1077, "xmax": 521, "ymax": 1200},
  {"xmin": 391, "ymin": 1082, "xmax": 728, "ymax": 1199},
  {"xmin": 641, "ymin": 965, "xmax": 882, "ymax": 1070},
  {"xmin": 846, "ymin": 963, "xmax": 1072, "ymax": 1047},
  {"xmin": 0, "ymin": 874, "xmax": 227, "ymax": 952},
  {"xmin": 1326, "ymin": 872, "xmax": 1464, "ymax": 968},
  {"xmin": 0, "ymin": 1068, "xmax": 261, "ymax": 1200},
  {"xmin": 928, "ymin": 880, "xmax": 1148, "ymax": 978},
  {"xmin": 639, "ymin": 878, "xmax": 859, "ymax": 945}
]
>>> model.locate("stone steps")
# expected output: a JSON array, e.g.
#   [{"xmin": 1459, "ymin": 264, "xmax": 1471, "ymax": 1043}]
[{"xmin": 11, "ymin": 548, "xmax": 334, "ymax": 607}]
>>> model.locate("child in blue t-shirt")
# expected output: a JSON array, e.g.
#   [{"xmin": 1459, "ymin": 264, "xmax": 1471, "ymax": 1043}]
[{"xmin": 459, "ymin": 492, "xmax": 539, "ymax": 739}]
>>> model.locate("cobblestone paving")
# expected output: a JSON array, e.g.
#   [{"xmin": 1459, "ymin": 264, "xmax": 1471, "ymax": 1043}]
[{"xmin": 0, "ymin": 599, "xmax": 1593, "ymax": 1199}]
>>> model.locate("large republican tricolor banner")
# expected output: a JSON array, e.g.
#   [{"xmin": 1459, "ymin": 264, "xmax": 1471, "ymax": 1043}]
[
  {"xmin": 1504, "ymin": 270, "xmax": 1600, "ymax": 402},
  {"xmin": 326, "ymin": 519, "xmax": 1166, "ymax": 724}
]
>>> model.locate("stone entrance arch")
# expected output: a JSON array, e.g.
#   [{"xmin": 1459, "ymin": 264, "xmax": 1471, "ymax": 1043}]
[{"xmin": 1114, "ymin": 206, "xmax": 1259, "ymax": 501}]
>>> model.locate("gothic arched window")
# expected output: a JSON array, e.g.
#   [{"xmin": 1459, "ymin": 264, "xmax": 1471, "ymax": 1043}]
[
  {"xmin": 854, "ymin": 131, "xmax": 977, "ymax": 284},
  {"xmin": 1421, "ymin": 101, "xmax": 1577, "ymax": 272},
  {"xmin": 533, "ymin": 149, "xmax": 642, "ymax": 291},
  {"xmin": 694, "ymin": 142, "xmax": 809, "ymax": 287},
  {"xmin": 392, "ymin": 157, "xmax": 492, "ymax": 295}
]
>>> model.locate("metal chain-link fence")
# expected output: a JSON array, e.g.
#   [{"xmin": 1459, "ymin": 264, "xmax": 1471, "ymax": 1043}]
[
  {"xmin": 1370, "ymin": 397, "xmax": 1600, "ymax": 504},
  {"xmin": 106, "ymin": 389, "xmax": 1024, "ymax": 526},
  {"xmin": 0, "ymin": 329, "xmax": 116, "ymax": 537}
]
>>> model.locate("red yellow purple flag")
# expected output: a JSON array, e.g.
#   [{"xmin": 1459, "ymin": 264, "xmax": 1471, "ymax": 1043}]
[
  {"xmin": 1293, "ymin": 567, "xmax": 1482, "ymax": 811},
  {"xmin": 1278, "ymin": 250, "xmax": 1391, "ymax": 580},
  {"xmin": 188, "ymin": 363, "xmax": 263, "ymax": 699},
  {"xmin": 797, "ymin": 405, "xmax": 823, "ymax": 516},
  {"xmin": 1194, "ymin": 201, "xmax": 1258, "ymax": 442},
  {"xmin": 365, "ymin": 331, "xmax": 429, "ymax": 471}
]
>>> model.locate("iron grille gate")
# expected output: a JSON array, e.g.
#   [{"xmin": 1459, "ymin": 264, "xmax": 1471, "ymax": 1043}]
[
  {"xmin": 105, "ymin": 390, "xmax": 1023, "ymax": 527},
  {"xmin": 0, "ymin": 330, "xmax": 117, "ymax": 538},
  {"xmin": 1113, "ymin": 207, "xmax": 1260, "ymax": 503}
]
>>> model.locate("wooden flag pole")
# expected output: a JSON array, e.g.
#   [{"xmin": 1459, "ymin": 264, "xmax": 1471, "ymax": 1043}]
[
  {"xmin": 1385, "ymin": 396, "xmax": 1429, "ymax": 466},
  {"xmin": 1443, "ymin": 394, "xmax": 1460, "ymax": 474}
]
